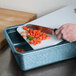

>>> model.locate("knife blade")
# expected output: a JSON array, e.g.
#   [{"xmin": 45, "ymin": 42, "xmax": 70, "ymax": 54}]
[{"xmin": 26, "ymin": 24, "xmax": 57, "ymax": 34}]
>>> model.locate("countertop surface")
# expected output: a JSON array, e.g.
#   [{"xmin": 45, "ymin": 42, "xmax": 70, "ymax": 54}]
[{"xmin": 0, "ymin": 44, "xmax": 76, "ymax": 76}]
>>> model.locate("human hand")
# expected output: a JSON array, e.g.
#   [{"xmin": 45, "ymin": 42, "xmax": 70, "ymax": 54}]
[{"xmin": 55, "ymin": 23, "xmax": 76, "ymax": 42}]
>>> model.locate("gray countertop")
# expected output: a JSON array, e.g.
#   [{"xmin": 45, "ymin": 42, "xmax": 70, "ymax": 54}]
[{"xmin": 0, "ymin": 45, "xmax": 76, "ymax": 76}]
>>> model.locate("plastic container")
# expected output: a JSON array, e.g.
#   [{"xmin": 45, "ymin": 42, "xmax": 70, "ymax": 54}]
[{"xmin": 4, "ymin": 24, "xmax": 76, "ymax": 71}]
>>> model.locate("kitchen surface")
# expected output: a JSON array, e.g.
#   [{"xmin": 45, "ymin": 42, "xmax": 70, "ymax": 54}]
[{"xmin": 0, "ymin": 46, "xmax": 76, "ymax": 76}]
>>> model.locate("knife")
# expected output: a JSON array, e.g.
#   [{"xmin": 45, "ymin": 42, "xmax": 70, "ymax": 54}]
[{"xmin": 26, "ymin": 24, "xmax": 57, "ymax": 34}]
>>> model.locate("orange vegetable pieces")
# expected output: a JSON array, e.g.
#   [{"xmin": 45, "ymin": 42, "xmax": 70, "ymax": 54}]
[
  {"xmin": 21, "ymin": 31, "xmax": 25, "ymax": 34},
  {"xmin": 21, "ymin": 31, "xmax": 25, "ymax": 37},
  {"xmin": 28, "ymin": 29, "xmax": 50, "ymax": 45},
  {"xmin": 22, "ymin": 26, "xmax": 27, "ymax": 30},
  {"xmin": 29, "ymin": 40, "xmax": 34, "ymax": 44},
  {"xmin": 46, "ymin": 35, "xmax": 50, "ymax": 39},
  {"xmin": 22, "ymin": 26, "xmax": 51, "ymax": 45},
  {"xmin": 29, "ymin": 39, "xmax": 41, "ymax": 45},
  {"xmin": 28, "ymin": 29, "xmax": 32, "ymax": 33},
  {"xmin": 16, "ymin": 48, "xmax": 25, "ymax": 53},
  {"xmin": 21, "ymin": 34, "xmax": 25, "ymax": 37}
]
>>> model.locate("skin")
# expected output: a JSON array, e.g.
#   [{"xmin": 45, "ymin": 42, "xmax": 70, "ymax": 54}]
[{"xmin": 55, "ymin": 23, "xmax": 76, "ymax": 42}]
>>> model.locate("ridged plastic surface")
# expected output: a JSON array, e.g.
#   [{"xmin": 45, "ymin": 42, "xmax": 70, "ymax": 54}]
[{"xmin": 4, "ymin": 24, "xmax": 76, "ymax": 71}]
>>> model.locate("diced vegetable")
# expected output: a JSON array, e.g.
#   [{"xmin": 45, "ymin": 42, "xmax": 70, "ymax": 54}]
[
  {"xmin": 21, "ymin": 31, "xmax": 25, "ymax": 34},
  {"xmin": 22, "ymin": 26, "xmax": 51, "ymax": 45},
  {"xmin": 16, "ymin": 48, "xmax": 25, "ymax": 53},
  {"xmin": 21, "ymin": 34, "xmax": 25, "ymax": 37},
  {"xmin": 22, "ymin": 26, "xmax": 27, "ymax": 30}
]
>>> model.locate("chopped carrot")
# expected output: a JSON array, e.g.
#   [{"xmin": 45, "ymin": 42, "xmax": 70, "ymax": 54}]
[
  {"xmin": 21, "ymin": 34, "xmax": 25, "ymax": 37},
  {"xmin": 16, "ymin": 48, "xmax": 25, "ymax": 53},
  {"xmin": 21, "ymin": 31, "xmax": 25, "ymax": 34},
  {"xmin": 22, "ymin": 26, "xmax": 27, "ymax": 30},
  {"xmin": 22, "ymin": 26, "xmax": 51, "ymax": 45}
]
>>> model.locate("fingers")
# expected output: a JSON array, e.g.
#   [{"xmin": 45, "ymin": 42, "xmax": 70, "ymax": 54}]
[
  {"xmin": 55, "ymin": 23, "xmax": 76, "ymax": 42},
  {"xmin": 55, "ymin": 26, "xmax": 64, "ymax": 39},
  {"xmin": 55, "ymin": 26, "xmax": 63, "ymax": 35},
  {"xmin": 56, "ymin": 33, "xmax": 62, "ymax": 39},
  {"xmin": 55, "ymin": 24, "xmax": 68, "ymax": 40}
]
